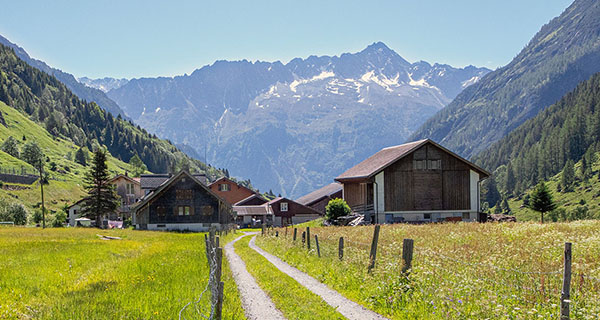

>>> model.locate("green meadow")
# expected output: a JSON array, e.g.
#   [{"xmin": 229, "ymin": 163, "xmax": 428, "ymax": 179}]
[{"xmin": 0, "ymin": 227, "xmax": 245, "ymax": 320}]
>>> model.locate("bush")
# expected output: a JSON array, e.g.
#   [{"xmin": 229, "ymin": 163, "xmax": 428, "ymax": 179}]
[
  {"xmin": 6, "ymin": 203, "xmax": 28, "ymax": 225},
  {"xmin": 51, "ymin": 210, "xmax": 67, "ymax": 228},
  {"xmin": 325, "ymin": 198, "xmax": 351, "ymax": 221},
  {"xmin": 31, "ymin": 208, "xmax": 44, "ymax": 224}
]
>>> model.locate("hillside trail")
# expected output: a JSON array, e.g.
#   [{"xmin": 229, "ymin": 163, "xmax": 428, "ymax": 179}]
[
  {"xmin": 248, "ymin": 235, "xmax": 389, "ymax": 320},
  {"xmin": 224, "ymin": 233, "xmax": 286, "ymax": 320}
]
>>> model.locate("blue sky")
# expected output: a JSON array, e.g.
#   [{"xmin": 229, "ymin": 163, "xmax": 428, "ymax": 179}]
[{"xmin": 0, "ymin": 0, "xmax": 573, "ymax": 79}]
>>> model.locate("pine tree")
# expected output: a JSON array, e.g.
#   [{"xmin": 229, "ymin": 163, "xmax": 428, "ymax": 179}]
[
  {"xmin": 527, "ymin": 182, "xmax": 557, "ymax": 223},
  {"xmin": 500, "ymin": 197, "xmax": 511, "ymax": 214},
  {"xmin": 483, "ymin": 177, "xmax": 501, "ymax": 208},
  {"xmin": 561, "ymin": 159, "xmax": 575, "ymax": 192},
  {"xmin": 505, "ymin": 162, "xmax": 516, "ymax": 196},
  {"xmin": 80, "ymin": 149, "xmax": 119, "ymax": 228}
]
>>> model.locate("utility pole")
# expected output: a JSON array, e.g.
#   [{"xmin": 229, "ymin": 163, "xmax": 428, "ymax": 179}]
[{"xmin": 38, "ymin": 160, "xmax": 45, "ymax": 229}]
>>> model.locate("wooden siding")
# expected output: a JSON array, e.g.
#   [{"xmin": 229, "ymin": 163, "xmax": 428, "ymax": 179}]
[
  {"xmin": 343, "ymin": 182, "xmax": 373, "ymax": 208},
  {"xmin": 384, "ymin": 144, "xmax": 471, "ymax": 211},
  {"xmin": 307, "ymin": 190, "xmax": 343, "ymax": 215}
]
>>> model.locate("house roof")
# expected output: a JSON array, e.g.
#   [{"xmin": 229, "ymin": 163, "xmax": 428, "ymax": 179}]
[
  {"xmin": 268, "ymin": 197, "xmax": 323, "ymax": 216},
  {"xmin": 233, "ymin": 204, "xmax": 272, "ymax": 216},
  {"xmin": 234, "ymin": 194, "xmax": 268, "ymax": 206},
  {"xmin": 67, "ymin": 198, "xmax": 85, "ymax": 209},
  {"xmin": 335, "ymin": 139, "xmax": 490, "ymax": 182},
  {"xmin": 133, "ymin": 170, "xmax": 230, "ymax": 213},
  {"xmin": 140, "ymin": 173, "xmax": 207, "ymax": 190},
  {"xmin": 140, "ymin": 174, "xmax": 171, "ymax": 190},
  {"xmin": 108, "ymin": 174, "xmax": 141, "ymax": 185},
  {"xmin": 296, "ymin": 183, "xmax": 342, "ymax": 206}
]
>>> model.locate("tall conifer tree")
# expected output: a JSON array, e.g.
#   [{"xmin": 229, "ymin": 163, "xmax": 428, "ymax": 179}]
[{"xmin": 80, "ymin": 149, "xmax": 118, "ymax": 228}]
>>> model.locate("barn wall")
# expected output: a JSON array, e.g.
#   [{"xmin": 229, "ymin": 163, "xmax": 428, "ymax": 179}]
[{"xmin": 384, "ymin": 143, "xmax": 471, "ymax": 212}]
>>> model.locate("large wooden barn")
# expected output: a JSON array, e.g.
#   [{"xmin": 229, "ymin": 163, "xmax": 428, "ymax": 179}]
[
  {"xmin": 335, "ymin": 139, "xmax": 490, "ymax": 224},
  {"xmin": 132, "ymin": 171, "xmax": 233, "ymax": 231}
]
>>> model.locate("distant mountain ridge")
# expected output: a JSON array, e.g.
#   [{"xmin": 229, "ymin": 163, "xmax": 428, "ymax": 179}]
[
  {"xmin": 410, "ymin": 0, "xmax": 600, "ymax": 159},
  {"xmin": 78, "ymin": 77, "xmax": 129, "ymax": 93},
  {"xmin": 104, "ymin": 42, "xmax": 489, "ymax": 197},
  {"xmin": 0, "ymin": 35, "xmax": 126, "ymax": 118}
]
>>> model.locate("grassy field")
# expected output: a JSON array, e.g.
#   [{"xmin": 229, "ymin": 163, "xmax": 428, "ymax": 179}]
[
  {"xmin": 0, "ymin": 227, "xmax": 245, "ymax": 320},
  {"xmin": 257, "ymin": 221, "xmax": 600, "ymax": 319},
  {"xmin": 234, "ymin": 235, "xmax": 344, "ymax": 319}
]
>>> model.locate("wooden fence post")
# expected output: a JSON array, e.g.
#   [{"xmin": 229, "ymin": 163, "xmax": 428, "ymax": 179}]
[
  {"xmin": 302, "ymin": 231, "xmax": 306, "ymax": 246},
  {"xmin": 561, "ymin": 242, "xmax": 572, "ymax": 320},
  {"xmin": 402, "ymin": 239, "xmax": 414, "ymax": 275},
  {"xmin": 339, "ymin": 237, "xmax": 344, "ymax": 260},
  {"xmin": 293, "ymin": 228, "xmax": 297, "ymax": 241},
  {"xmin": 315, "ymin": 235, "xmax": 321, "ymax": 258},
  {"xmin": 306, "ymin": 227, "xmax": 311, "ymax": 250},
  {"xmin": 214, "ymin": 247, "xmax": 223, "ymax": 320},
  {"xmin": 368, "ymin": 225, "xmax": 380, "ymax": 272},
  {"xmin": 261, "ymin": 224, "xmax": 265, "ymax": 235},
  {"xmin": 276, "ymin": 231, "xmax": 279, "ymax": 237}
]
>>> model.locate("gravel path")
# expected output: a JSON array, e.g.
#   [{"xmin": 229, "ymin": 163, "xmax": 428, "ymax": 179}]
[
  {"xmin": 224, "ymin": 233, "xmax": 286, "ymax": 320},
  {"xmin": 249, "ymin": 235, "xmax": 389, "ymax": 320}
]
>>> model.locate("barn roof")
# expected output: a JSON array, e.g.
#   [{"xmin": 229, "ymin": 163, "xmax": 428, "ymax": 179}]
[
  {"xmin": 296, "ymin": 183, "xmax": 342, "ymax": 206},
  {"xmin": 335, "ymin": 139, "xmax": 490, "ymax": 182}
]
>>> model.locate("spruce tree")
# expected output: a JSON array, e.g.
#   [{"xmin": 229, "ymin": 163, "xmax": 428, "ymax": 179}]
[
  {"xmin": 561, "ymin": 159, "xmax": 575, "ymax": 192},
  {"xmin": 505, "ymin": 162, "xmax": 516, "ymax": 196},
  {"xmin": 80, "ymin": 149, "xmax": 118, "ymax": 228},
  {"xmin": 527, "ymin": 182, "xmax": 557, "ymax": 223}
]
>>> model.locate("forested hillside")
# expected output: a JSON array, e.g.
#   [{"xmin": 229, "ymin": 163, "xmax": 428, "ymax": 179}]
[
  {"xmin": 410, "ymin": 0, "xmax": 600, "ymax": 158},
  {"xmin": 474, "ymin": 72, "xmax": 600, "ymax": 196},
  {"xmin": 0, "ymin": 43, "xmax": 222, "ymax": 179}
]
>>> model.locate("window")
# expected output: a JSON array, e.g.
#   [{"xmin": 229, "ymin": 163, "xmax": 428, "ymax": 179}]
[
  {"xmin": 126, "ymin": 183, "xmax": 134, "ymax": 195},
  {"xmin": 428, "ymin": 160, "xmax": 441, "ymax": 170},
  {"xmin": 176, "ymin": 189, "xmax": 193, "ymax": 200},
  {"xmin": 413, "ymin": 160, "xmax": 426, "ymax": 170},
  {"xmin": 219, "ymin": 184, "xmax": 230, "ymax": 191},
  {"xmin": 157, "ymin": 206, "xmax": 166, "ymax": 217},
  {"xmin": 202, "ymin": 206, "xmax": 213, "ymax": 216},
  {"xmin": 280, "ymin": 202, "xmax": 288, "ymax": 212},
  {"xmin": 424, "ymin": 213, "xmax": 431, "ymax": 220},
  {"xmin": 462, "ymin": 212, "xmax": 471, "ymax": 220},
  {"xmin": 178, "ymin": 206, "xmax": 191, "ymax": 216}
]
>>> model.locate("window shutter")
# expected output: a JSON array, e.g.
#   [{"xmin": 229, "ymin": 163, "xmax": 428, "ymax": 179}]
[
  {"xmin": 189, "ymin": 206, "xmax": 194, "ymax": 216},
  {"xmin": 173, "ymin": 206, "xmax": 177, "ymax": 216}
]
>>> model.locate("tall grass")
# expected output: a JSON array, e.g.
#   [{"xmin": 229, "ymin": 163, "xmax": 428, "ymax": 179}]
[
  {"xmin": 0, "ymin": 227, "xmax": 245, "ymax": 319},
  {"xmin": 257, "ymin": 221, "xmax": 600, "ymax": 319}
]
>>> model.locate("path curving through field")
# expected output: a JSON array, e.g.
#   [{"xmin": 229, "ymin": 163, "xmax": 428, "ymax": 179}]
[
  {"xmin": 249, "ymin": 235, "xmax": 389, "ymax": 320},
  {"xmin": 224, "ymin": 233, "xmax": 286, "ymax": 320}
]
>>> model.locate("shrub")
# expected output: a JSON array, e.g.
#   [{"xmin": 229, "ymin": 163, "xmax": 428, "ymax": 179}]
[
  {"xmin": 7, "ymin": 203, "xmax": 28, "ymax": 225},
  {"xmin": 325, "ymin": 198, "xmax": 351, "ymax": 221},
  {"xmin": 51, "ymin": 210, "xmax": 67, "ymax": 227},
  {"xmin": 31, "ymin": 208, "xmax": 44, "ymax": 224}
]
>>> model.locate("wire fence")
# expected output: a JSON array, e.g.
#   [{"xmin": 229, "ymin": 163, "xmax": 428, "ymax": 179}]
[
  {"xmin": 262, "ymin": 225, "xmax": 600, "ymax": 319},
  {"xmin": 179, "ymin": 225, "xmax": 236, "ymax": 320}
]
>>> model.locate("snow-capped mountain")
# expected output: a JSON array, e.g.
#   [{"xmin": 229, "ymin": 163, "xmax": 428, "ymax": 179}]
[
  {"xmin": 78, "ymin": 77, "xmax": 129, "ymax": 93},
  {"xmin": 105, "ymin": 42, "xmax": 489, "ymax": 198}
]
